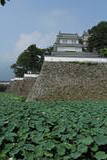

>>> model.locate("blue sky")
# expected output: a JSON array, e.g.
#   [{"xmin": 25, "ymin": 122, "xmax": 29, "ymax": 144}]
[{"xmin": 0, "ymin": 0, "xmax": 107, "ymax": 80}]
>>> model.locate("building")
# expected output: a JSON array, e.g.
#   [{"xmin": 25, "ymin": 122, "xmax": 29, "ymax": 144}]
[
  {"xmin": 82, "ymin": 31, "xmax": 89, "ymax": 50},
  {"xmin": 0, "ymin": 81, "xmax": 10, "ymax": 85},
  {"xmin": 53, "ymin": 32, "xmax": 83, "ymax": 53}
]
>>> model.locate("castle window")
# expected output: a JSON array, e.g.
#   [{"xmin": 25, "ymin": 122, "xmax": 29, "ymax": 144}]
[
  {"xmin": 60, "ymin": 39, "xmax": 68, "ymax": 44},
  {"xmin": 67, "ymin": 40, "xmax": 72, "ymax": 44},
  {"xmin": 76, "ymin": 40, "xmax": 79, "ymax": 44}
]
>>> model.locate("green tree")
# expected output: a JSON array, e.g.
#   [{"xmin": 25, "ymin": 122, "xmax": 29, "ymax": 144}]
[
  {"xmin": 0, "ymin": 0, "xmax": 9, "ymax": 6},
  {"xmin": 100, "ymin": 48, "xmax": 107, "ymax": 57},
  {"xmin": 43, "ymin": 46, "xmax": 53, "ymax": 55},
  {"xmin": 11, "ymin": 44, "xmax": 44, "ymax": 77},
  {"xmin": 88, "ymin": 21, "xmax": 107, "ymax": 52}
]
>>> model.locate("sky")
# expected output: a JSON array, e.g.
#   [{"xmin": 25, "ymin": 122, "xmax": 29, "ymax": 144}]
[{"xmin": 0, "ymin": 0, "xmax": 107, "ymax": 81}]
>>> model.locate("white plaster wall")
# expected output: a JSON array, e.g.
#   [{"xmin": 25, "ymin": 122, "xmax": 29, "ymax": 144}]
[
  {"xmin": 75, "ymin": 47, "xmax": 82, "ymax": 52},
  {"xmin": 24, "ymin": 74, "xmax": 39, "ymax": 78},
  {"xmin": 45, "ymin": 57, "xmax": 107, "ymax": 63},
  {"xmin": 11, "ymin": 78, "xmax": 24, "ymax": 81},
  {"xmin": 57, "ymin": 47, "xmax": 82, "ymax": 52}
]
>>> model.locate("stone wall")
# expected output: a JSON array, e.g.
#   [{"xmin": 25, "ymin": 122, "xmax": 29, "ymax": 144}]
[
  {"xmin": 7, "ymin": 78, "xmax": 36, "ymax": 97},
  {"xmin": 27, "ymin": 62, "xmax": 107, "ymax": 101}
]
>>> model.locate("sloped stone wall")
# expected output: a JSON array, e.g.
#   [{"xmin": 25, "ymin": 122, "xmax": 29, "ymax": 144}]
[
  {"xmin": 7, "ymin": 78, "xmax": 36, "ymax": 97},
  {"xmin": 27, "ymin": 62, "xmax": 107, "ymax": 101}
]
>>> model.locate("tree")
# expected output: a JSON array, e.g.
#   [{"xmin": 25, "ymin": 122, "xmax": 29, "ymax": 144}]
[
  {"xmin": 11, "ymin": 44, "xmax": 44, "ymax": 77},
  {"xmin": 100, "ymin": 48, "xmax": 107, "ymax": 57},
  {"xmin": 43, "ymin": 46, "xmax": 53, "ymax": 55},
  {"xmin": 0, "ymin": 84, "xmax": 7, "ymax": 92},
  {"xmin": 0, "ymin": 0, "xmax": 9, "ymax": 6},
  {"xmin": 88, "ymin": 21, "xmax": 107, "ymax": 52}
]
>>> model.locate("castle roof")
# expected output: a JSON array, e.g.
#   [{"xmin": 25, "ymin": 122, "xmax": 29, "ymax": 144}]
[{"xmin": 57, "ymin": 32, "xmax": 79, "ymax": 39}]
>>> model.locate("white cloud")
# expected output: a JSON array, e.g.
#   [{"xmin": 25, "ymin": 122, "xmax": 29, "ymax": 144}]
[
  {"xmin": 0, "ymin": 7, "xmax": 80, "ymax": 80},
  {"xmin": 4, "ymin": 8, "xmax": 76, "ymax": 60},
  {"xmin": 1, "ymin": 8, "xmax": 77, "ymax": 64},
  {"xmin": 15, "ymin": 31, "xmax": 56, "ymax": 53},
  {"xmin": 38, "ymin": 9, "xmax": 71, "ymax": 31},
  {"xmin": 15, "ymin": 9, "xmax": 72, "ymax": 53},
  {"xmin": 1, "ymin": 31, "xmax": 56, "ymax": 80}
]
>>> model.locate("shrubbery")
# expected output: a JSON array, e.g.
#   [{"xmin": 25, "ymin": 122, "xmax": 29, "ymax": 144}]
[
  {"xmin": 0, "ymin": 94, "xmax": 107, "ymax": 159},
  {"xmin": 100, "ymin": 48, "xmax": 107, "ymax": 57},
  {"xmin": 0, "ymin": 84, "xmax": 8, "ymax": 92}
]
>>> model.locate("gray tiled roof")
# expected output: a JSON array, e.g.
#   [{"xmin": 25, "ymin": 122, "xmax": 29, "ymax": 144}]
[
  {"xmin": 57, "ymin": 32, "xmax": 79, "ymax": 39},
  {"xmin": 51, "ymin": 51, "xmax": 100, "ymax": 58}
]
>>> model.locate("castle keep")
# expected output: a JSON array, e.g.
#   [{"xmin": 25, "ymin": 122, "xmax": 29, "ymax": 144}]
[
  {"xmin": 27, "ymin": 32, "xmax": 107, "ymax": 101},
  {"xmin": 53, "ymin": 32, "xmax": 83, "ymax": 53}
]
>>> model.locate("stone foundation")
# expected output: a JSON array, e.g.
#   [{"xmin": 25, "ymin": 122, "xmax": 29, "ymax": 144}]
[
  {"xmin": 27, "ymin": 62, "xmax": 107, "ymax": 101},
  {"xmin": 7, "ymin": 78, "xmax": 36, "ymax": 97}
]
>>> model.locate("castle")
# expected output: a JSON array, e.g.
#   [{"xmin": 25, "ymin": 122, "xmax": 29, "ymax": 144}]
[
  {"xmin": 9, "ymin": 31, "xmax": 106, "ymax": 101},
  {"xmin": 53, "ymin": 32, "xmax": 83, "ymax": 53},
  {"xmin": 51, "ymin": 32, "xmax": 99, "ymax": 58}
]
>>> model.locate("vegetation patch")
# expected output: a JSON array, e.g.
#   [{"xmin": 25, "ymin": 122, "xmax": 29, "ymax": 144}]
[
  {"xmin": 0, "ymin": 84, "xmax": 8, "ymax": 92},
  {"xmin": 0, "ymin": 94, "xmax": 107, "ymax": 159}
]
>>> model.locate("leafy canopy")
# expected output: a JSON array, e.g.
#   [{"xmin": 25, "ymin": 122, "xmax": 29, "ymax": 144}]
[
  {"xmin": 11, "ymin": 44, "xmax": 44, "ymax": 77},
  {"xmin": 0, "ymin": 0, "xmax": 9, "ymax": 6},
  {"xmin": 88, "ymin": 21, "xmax": 107, "ymax": 52},
  {"xmin": 100, "ymin": 48, "xmax": 107, "ymax": 57}
]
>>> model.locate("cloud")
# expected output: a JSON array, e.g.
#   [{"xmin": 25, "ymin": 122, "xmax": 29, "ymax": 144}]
[
  {"xmin": 0, "ymin": 31, "xmax": 56, "ymax": 81},
  {"xmin": 15, "ymin": 31, "xmax": 56, "ymax": 53},
  {"xmin": 14, "ymin": 8, "xmax": 74, "ymax": 58},
  {"xmin": 1, "ymin": 8, "xmax": 78, "ymax": 80},
  {"xmin": 37, "ymin": 9, "xmax": 71, "ymax": 31}
]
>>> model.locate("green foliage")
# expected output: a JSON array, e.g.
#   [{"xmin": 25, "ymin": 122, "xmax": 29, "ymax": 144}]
[
  {"xmin": 100, "ymin": 48, "xmax": 107, "ymax": 57},
  {"xmin": 0, "ymin": 84, "xmax": 7, "ymax": 92},
  {"xmin": 11, "ymin": 44, "xmax": 44, "ymax": 77},
  {"xmin": 79, "ymin": 38, "xmax": 83, "ymax": 45},
  {"xmin": 43, "ymin": 46, "xmax": 53, "ymax": 55},
  {"xmin": 88, "ymin": 21, "xmax": 107, "ymax": 52},
  {"xmin": 0, "ymin": 0, "xmax": 10, "ymax": 6},
  {"xmin": 1, "ymin": 94, "xmax": 107, "ymax": 159},
  {"xmin": 0, "ymin": 0, "xmax": 8, "ymax": 6},
  {"xmin": 95, "ymin": 152, "xmax": 107, "ymax": 160}
]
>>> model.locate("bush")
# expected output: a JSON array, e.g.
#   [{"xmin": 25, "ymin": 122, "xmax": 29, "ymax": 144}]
[
  {"xmin": 100, "ymin": 48, "xmax": 107, "ymax": 57},
  {"xmin": 0, "ymin": 94, "xmax": 107, "ymax": 159},
  {"xmin": 0, "ymin": 84, "xmax": 7, "ymax": 92}
]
